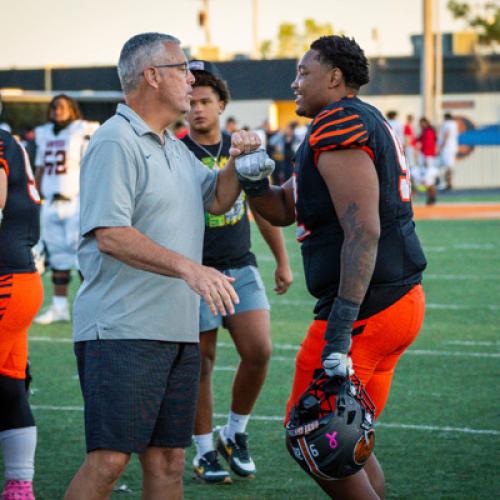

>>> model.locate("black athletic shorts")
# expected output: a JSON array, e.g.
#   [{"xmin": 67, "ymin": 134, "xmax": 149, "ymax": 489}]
[{"xmin": 74, "ymin": 339, "xmax": 200, "ymax": 454}]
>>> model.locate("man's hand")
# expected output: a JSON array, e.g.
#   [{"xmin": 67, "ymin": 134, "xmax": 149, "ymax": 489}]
[
  {"xmin": 235, "ymin": 150, "xmax": 275, "ymax": 181},
  {"xmin": 321, "ymin": 344, "xmax": 353, "ymax": 379},
  {"xmin": 274, "ymin": 262, "xmax": 293, "ymax": 295},
  {"xmin": 183, "ymin": 262, "xmax": 239, "ymax": 317},
  {"xmin": 229, "ymin": 130, "xmax": 262, "ymax": 158}
]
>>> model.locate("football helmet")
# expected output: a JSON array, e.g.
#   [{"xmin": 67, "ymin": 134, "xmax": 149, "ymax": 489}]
[{"xmin": 286, "ymin": 371, "xmax": 375, "ymax": 481}]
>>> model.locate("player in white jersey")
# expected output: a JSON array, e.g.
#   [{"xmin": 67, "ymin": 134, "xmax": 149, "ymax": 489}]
[
  {"xmin": 34, "ymin": 95, "xmax": 99, "ymax": 324},
  {"xmin": 438, "ymin": 113, "xmax": 459, "ymax": 190}
]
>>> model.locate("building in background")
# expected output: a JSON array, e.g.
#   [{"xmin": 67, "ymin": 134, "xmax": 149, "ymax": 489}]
[{"xmin": 1, "ymin": 41, "xmax": 499, "ymax": 189}]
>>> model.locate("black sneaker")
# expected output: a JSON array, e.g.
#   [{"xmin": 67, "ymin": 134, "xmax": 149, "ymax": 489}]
[
  {"xmin": 193, "ymin": 450, "xmax": 232, "ymax": 484},
  {"xmin": 216, "ymin": 428, "xmax": 256, "ymax": 478}
]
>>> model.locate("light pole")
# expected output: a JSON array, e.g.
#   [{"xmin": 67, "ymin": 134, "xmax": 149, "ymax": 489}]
[{"xmin": 422, "ymin": 0, "xmax": 435, "ymax": 121}]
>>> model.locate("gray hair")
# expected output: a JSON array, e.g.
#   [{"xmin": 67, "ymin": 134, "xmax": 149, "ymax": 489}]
[{"xmin": 117, "ymin": 32, "xmax": 180, "ymax": 95}]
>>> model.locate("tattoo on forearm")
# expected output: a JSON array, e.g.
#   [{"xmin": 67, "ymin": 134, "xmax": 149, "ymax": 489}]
[{"xmin": 338, "ymin": 202, "xmax": 378, "ymax": 304}]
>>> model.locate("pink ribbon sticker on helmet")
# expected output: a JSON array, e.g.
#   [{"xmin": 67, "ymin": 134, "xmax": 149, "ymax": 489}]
[{"xmin": 326, "ymin": 431, "xmax": 338, "ymax": 449}]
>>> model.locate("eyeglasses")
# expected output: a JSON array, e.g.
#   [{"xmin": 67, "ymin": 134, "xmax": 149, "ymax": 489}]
[{"xmin": 150, "ymin": 62, "xmax": 190, "ymax": 76}]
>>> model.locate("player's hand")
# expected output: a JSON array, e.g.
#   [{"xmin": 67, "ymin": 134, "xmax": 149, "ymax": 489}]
[
  {"xmin": 321, "ymin": 344, "xmax": 352, "ymax": 379},
  {"xmin": 184, "ymin": 263, "xmax": 239, "ymax": 316},
  {"xmin": 274, "ymin": 262, "xmax": 293, "ymax": 295},
  {"xmin": 235, "ymin": 150, "xmax": 275, "ymax": 182},
  {"xmin": 229, "ymin": 130, "xmax": 261, "ymax": 157}
]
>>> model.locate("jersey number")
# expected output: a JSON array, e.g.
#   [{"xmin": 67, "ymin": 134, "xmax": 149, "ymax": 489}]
[
  {"xmin": 385, "ymin": 123, "xmax": 411, "ymax": 202},
  {"xmin": 44, "ymin": 149, "xmax": 67, "ymax": 175}
]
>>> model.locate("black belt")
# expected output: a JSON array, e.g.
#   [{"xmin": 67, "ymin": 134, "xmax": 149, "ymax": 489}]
[{"xmin": 52, "ymin": 194, "xmax": 72, "ymax": 202}]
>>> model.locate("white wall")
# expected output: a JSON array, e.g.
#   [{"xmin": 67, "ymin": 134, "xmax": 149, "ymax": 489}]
[
  {"xmin": 362, "ymin": 93, "xmax": 500, "ymax": 127},
  {"xmin": 221, "ymin": 99, "xmax": 273, "ymax": 129},
  {"xmin": 454, "ymin": 147, "xmax": 500, "ymax": 188}
]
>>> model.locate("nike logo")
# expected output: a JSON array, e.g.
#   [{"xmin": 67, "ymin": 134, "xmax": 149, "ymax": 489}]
[{"xmin": 145, "ymin": 154, "xmax": 152, "ymax": 159}]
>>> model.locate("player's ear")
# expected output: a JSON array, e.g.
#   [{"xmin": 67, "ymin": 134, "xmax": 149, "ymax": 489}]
[
  {"xmin": 219, "ymin": 101, "xmax": 225, "ymax": 114},
  {"xmin": 328, "ymin": 67, "xmax": 343, "ymax": 88}
]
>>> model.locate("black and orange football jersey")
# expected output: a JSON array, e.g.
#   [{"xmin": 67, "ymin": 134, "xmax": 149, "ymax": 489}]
[
  {"xmin": 293, "ymin": 96, "xmax": 426, "ymax": 320},
  {"xmin": 0, "ymin": 130, "xmax": 41, "ymax": 274}
]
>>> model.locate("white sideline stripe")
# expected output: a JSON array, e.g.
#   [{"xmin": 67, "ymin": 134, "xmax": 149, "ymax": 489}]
[
  {"xmin": 217, "ymin": 343, "xmax": 498, "ymax": 359},
  {"xmin": 29, "ymin": 406, "xmax": 499, "ymax": 436},
  {"xmin": 425, "ymin": 274, "xmax": 500, "ymax": 280},
  {"xmin": 30, "ymin": 336, "xmax": 72, "ymax": 343},
  {"xmin": 404, "ymin": 349, "xmax": 499, "ymax": 358},
  {"xmin": 268, "ymin": 298, "xmax": 500, "ymax": 311},
  {"xmin": 29, "ymin": 338, "xmax": 498, "ymax": 358},
  {"xmin": 446, "ymin": 340, "xmax": 500, "ymax": 347}
]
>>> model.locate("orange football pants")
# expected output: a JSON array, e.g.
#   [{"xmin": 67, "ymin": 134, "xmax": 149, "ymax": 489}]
[
  {"xmin": 286, "ymin": 285, "xmax": 425, "ymax": 421},
  {"xmin": 0, "ymin": 273, "xmax": 43, "ymax": 379}
]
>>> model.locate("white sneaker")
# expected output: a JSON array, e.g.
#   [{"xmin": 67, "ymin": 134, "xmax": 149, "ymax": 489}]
[
  {"xmin": 34, "ymin": 305, "xmax": 70, "ymax": 324},
  {"xmin": 216, "ymin": 426, "xmax": 256, "ymax": 478}
]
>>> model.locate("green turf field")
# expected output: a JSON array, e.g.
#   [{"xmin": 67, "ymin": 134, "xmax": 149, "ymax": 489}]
[{"xmin": 6, "ymin": 219, "xmax": 499, "ymax": 499}]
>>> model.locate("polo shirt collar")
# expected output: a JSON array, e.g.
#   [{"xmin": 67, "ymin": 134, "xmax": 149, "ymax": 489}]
[{"xmin": 116, "ymin": 103, "xmax": 174, "ymax": 142}]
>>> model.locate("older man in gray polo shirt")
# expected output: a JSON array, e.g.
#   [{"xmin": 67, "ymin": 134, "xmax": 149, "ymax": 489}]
[{"xmin": 65, "ymin": 33, "xmax": 263, "ymax": 500}]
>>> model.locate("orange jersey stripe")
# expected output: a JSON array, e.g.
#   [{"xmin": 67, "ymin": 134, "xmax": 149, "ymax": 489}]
[
  {"xmin": 313, "ymin": 107, "xmax": 344, "ymax": 125},
  {"xmin": 310, "ymin": 114, "xmax": 360, "ymax": 141},
  {"xmin": 310, "ymin": 124, "xmax": 364, "ymax": 147},
  {"xmin": 341, "ymin": 130, "xmax": 368, "ymax": 146}
]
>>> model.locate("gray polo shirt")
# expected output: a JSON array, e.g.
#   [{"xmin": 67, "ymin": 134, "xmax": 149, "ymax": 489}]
[{"xmin": 73, "ymin": 104, "xmax": 217, "ymax": 343}]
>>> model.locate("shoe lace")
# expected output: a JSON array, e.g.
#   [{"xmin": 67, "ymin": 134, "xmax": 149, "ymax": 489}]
[
  {"xmin": 234, "ymin": 433, "xmax": 250, "ymax": 461},
  {"xmin": 204, "ymin": 450, "xmax": 223, "ymax": 470}
]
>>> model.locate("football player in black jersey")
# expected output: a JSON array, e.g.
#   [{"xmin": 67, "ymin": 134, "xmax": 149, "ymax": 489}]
[
  {"xmin": 183, "ymin": 60, "xmax": 293, "ymax": 484},
  {"xmin": 0, "ymin": 128, "xmax": 43, "ymax": 500},
  {"xmin": 239, "ymin": 36, "xmax": 426, "ymax": 499}
]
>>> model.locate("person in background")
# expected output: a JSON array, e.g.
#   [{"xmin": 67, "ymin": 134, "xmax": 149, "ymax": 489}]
[
  {"xmin": 183, "ymin": 59, "xmax": 293, "ymax": 484},
  {"xmin": 386, "ymin": 110, "xmax": 404, "ymax": 147},
  {"xmin": 0, "ymin": 127, "xmax": 43, "ymax": 500},
  {"xmin": 172, "ymin": 119, "xmax": 189, "ymax": 139},
  {"xmin": 34, "ymin": 95, "xmax": 99, "ymax": 324},
  {"xmin": 403, "ymin": 115, "xmax": 417, "ymax": 169},
  {"xmin": 417, "ymin": 117, "xmax": 438, "ymax": 205},
  {"xmin": 437, "ymin": 113, "xmax": 459, "ymax": 190},
  {"xmin": 224, "ymin": 116, "xmax": 238, "ymax": 134}
]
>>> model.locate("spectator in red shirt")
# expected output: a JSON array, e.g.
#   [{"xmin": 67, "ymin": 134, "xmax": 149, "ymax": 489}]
[{"xmin": 417, "ymin": 117, "xmax": 438, "ymax": 205}]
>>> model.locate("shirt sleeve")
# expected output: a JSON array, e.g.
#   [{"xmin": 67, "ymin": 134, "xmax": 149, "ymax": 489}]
[
  {"xmin": 309, "ymin": 106, "xmax": 369, "ymax": 153},
  {"xmin": 79, "ymin": 140, "xmax": 137, "ymax": 236}
]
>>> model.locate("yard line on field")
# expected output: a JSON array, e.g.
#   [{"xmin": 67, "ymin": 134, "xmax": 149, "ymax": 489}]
[
  {"xmin": 30, "ymin": 336, "xmax": 72, "ymax": 343},
  {"xmin": 404, "ymin": 349, "xmax": 500, "ymax": 358},
  {"xmin": 27, "ymin": 338, "xmax": 498, "ymax": 358},
  {"xmin": 217, "ymin": 343, "xmax": 498, "ymax": 359},
  {"xmin": 445, "ymin": 340, "xmax": 500, "ymax": 347},
  {"xmin": 30, "ymin": 406, "xmax": 499, "ymax": 435},
  {"xmin": 425, "ymin": 274, "xmax": 500, "ymax": 280},
  {"xmin": 32, "ymin": 405, "xmax": 83, "ymax": 411},
  {"xmin": 268, "ymin": 298, "xmax": 499, "ymax": 311},
  {"xmin": 426, "ymin": 303, "xmax": 500, "ymax": 311},
  {"xmin": 374, "ymin": 423, "xmax": 500, "ymax": 435}
]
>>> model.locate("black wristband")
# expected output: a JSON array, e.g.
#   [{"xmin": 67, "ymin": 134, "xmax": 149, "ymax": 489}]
[
  {"xmin": 324, "ymin": 297, "xmax": 360, "ymax": 354},
  {"xmin": 237, "ymin": 175, "xmax": 270, "ymax": 197}
]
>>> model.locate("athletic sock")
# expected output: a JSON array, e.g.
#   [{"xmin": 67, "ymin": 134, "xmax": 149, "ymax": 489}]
[
  {"xmin": 193, "ymin": 433, "xmax": 214, "ymax": 460},
  {"xmin": 225, "ymin": 411, "xmax": 250, "ymax": 441},
  {"xmin": 0, "ymin": 426, "xmax": 37, "ymax": 480},
  {"xmin": 53, "ymin": 296, "xmax": 68, "ymax": 310}
]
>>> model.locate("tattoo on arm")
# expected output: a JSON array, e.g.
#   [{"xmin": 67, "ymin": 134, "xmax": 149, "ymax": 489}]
[{"xmin": 338, "ymin": 202, "xmax": 379, "ymax": 304}]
